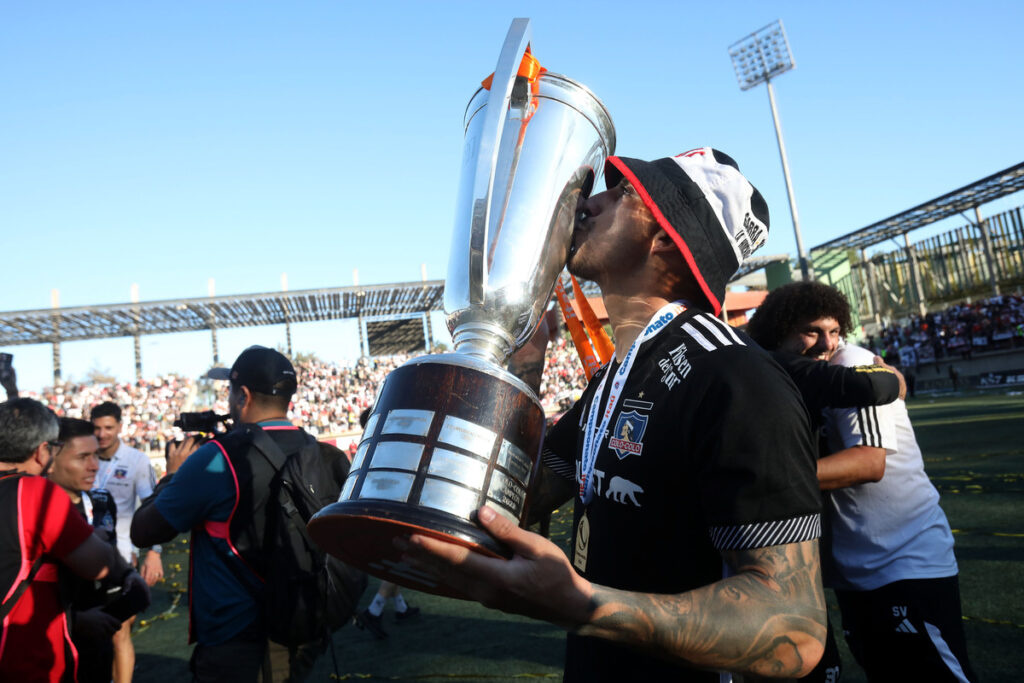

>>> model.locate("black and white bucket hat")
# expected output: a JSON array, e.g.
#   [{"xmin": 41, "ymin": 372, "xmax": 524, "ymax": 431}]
[{"xmin": 604, "ymin": 147, "xmax": 770, "ymax": 315}]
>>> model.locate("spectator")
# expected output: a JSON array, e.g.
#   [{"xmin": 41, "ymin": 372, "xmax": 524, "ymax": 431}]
[
  {"xmin": 91, "ymin": 401, "xmax": 162, "ymax": 683},
  {"xmin": 753, "ymin": 281, "xmax": 976, "ymax": 682},
  {"xmin": 0, "ymin": 398, "xmax": 117, "ymax": 683},
  {"xmin": 50, "ymin": 417, "xmax": 150, "ymax": 683}
]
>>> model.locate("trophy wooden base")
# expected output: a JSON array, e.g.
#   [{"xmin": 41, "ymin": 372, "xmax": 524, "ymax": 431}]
[
  {"xmin": 307, "ymin": 501, "xmax": 503, "ymax": 598},
  {"xmin": 306, "ymin": 354, "xmax": 544, "ymax": 598}
]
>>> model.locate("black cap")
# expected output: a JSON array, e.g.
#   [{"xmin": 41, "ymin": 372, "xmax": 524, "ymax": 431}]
[
  {"xmin": 207, "ymin": 346, "xmax": 297, "ymax": 397},
  {"xmin": 604, "ymin": 147, "xmax": 769, "ymax": 315}
]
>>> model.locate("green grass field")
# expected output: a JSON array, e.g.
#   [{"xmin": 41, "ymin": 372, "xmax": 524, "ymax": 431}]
[{"xmin": 133, "ymin": 389, "xmax": 1024, "ymax": 681}]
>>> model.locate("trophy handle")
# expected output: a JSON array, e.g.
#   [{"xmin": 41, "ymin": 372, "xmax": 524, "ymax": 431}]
[{"xmin": 468, "ymin": 18, "xmax": 533, "ymax": 306}]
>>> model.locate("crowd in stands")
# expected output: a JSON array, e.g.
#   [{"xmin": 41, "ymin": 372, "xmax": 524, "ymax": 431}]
[
  {"xmin": 866, "ymin": 294, "xmax": 1024, "ymax": 365},
  {"xmin": 24, "ymin": 295, "xmax": 1024, "ymax": 452},
  {"xmin": 26, "ymin": 375, "xmax": 194, "ymax": 452},
  {"xmin": 537, "ymin": 337, "xmax": 588, "ymax": 414},
  {"xmin": 23, "ymin": 344, "xmax": 592, "ymax": 452}
]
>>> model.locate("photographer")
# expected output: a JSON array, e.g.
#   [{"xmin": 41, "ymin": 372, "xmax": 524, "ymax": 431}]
[
  {"xmin": 49, "ymin": 418, "xmax": 150, "ymax": 683},
  {"xmin": 132, "ymin": 346, "xmax": 350, "ymax": 683}
]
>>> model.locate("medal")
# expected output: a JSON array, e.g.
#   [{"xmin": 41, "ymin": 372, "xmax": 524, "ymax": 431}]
[{"xmin": 573, "ymin": 511, "xmax": 590, "ymax": 572}]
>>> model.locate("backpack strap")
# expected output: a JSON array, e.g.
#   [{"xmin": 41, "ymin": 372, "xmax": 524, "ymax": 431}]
[
  {"xmin": 0, "ymin": 553, "xmax": 46, "ymax": 620},
  {"xmin": 248, "ymin": 428, "xmax": 319, "ymax": 521},
  {"xmin": 0, "ymin": 473, "xmax": 48, "ymax": 621},
  {"xmin": 248, "ymin": 427, "xmax": 291, "ymax": 473}
]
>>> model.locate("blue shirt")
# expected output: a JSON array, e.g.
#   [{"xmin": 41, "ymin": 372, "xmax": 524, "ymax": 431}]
[
  {"xmin": 156, "ymin": 420, "xmax": 305, "ymax": 644},
  {"xmin": 156, "ymin": 424, "xmax": 281, "ymax": 644}
]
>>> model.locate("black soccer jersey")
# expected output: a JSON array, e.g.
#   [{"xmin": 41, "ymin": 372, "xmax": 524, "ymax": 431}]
[{"xmin": 542, "ymin": 308, "xmax": 821, "ymax": 682}]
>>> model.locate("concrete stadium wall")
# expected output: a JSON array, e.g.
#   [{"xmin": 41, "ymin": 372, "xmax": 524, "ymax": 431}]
[{"xmin": 912, "ymin": 348, "xmax": 1024, "ymax": 392}]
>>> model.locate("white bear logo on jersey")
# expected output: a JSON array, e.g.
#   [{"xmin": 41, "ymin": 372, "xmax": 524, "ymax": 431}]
[{"xmin": 606, "ymin": 476, "xmax": 643, "ymax": 506}]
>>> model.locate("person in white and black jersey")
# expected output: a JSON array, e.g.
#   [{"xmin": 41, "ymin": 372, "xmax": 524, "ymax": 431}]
[
  {"xmin": 401, "ymin": 148, "xmax": 827, "ymax": 682},
  {"xmin": 752, "ymin": 281, "xmax": 976, "ymax": 683},
  {"xmin": 90, "ymin": 401, "xmax": 162, "ymax": 683}
]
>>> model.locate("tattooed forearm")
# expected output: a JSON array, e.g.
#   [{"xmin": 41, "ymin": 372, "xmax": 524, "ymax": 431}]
[{"xmin": 576, "ymin": 540, "xmax": 826, "ymax": 678}]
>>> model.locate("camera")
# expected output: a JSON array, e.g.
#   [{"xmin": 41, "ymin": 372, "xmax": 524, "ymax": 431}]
[
  {"xmin": 173, "ymin": 411, "xmax": 230, "ymax": 434},
  {"xmin": 167, "ymin": 412, "xmax": 231, "ymax": 458}
]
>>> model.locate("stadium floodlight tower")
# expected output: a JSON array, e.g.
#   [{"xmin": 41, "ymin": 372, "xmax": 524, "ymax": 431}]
[{"xmin": 729, "ymin": 20, "xmax": 810, "ymax": 281}]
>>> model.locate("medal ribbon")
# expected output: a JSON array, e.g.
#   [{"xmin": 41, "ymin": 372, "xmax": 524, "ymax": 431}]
[
  {"xmin": 554, "ymin": 276, "xmax": 614, "ymax": 380},
  {"xmin": 570, "ymin": 275, "xmax": 615, "ymax": 363},
  {"xmin": 578, "ymin": 301, "xmax": 687, "ymax": 504},
  {"xmin": 95, "ymin": 449, "xmax": 120, "ymax": 490}
]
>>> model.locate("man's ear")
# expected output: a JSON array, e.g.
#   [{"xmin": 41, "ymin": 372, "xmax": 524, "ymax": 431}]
[
  {"xmin": 650, "ymin": 229, "xmax": 678, "ymax": 255},
  {"xmin": 31, "ymin": 442, "xmax": 51, "ymax": 475}
]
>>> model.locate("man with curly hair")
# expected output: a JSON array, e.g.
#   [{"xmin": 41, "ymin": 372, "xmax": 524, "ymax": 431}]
[{"xmin": 750, "ymin": 281, "xmax": 976, "ymax": 683}]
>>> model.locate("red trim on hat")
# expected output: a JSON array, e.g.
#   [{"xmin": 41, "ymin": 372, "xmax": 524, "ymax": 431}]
[{"xmin": 606, "ymin": 157, "xmax": 723, "ymax": 315}]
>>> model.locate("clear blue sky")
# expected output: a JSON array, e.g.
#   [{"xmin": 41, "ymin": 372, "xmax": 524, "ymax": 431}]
[{"xmin": 3, "ymin": 1, "xmax": 1022, "ymax": 391}]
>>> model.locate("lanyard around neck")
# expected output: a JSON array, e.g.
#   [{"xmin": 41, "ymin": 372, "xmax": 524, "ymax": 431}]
[
  {"xmin": 578, "ymin": 301, "xmax": 687, "ymax": 504},
  {"xmin": 96, "ymin": 446, "xmax": 120, "ymax": 490}
]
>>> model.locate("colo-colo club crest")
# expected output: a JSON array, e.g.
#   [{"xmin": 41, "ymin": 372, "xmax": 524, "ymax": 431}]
[{"xmin": 608, "ymin": 410, "xmax": 647, "ymax": 459}]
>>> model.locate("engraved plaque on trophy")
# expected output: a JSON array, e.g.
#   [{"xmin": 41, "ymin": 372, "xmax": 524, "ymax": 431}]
[{"xmin": 308, "ymin": 18, "xmax": 615, "ymax": 597}]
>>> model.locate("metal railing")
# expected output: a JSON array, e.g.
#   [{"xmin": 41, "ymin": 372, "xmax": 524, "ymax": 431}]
[{"xmin": 847, "ymin": 204, "xmax": 1024, "ymax": 320}]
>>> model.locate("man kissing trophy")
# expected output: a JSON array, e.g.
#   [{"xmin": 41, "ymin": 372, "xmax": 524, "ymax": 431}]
[{"xmin": 309, "ymin": 19, "xmax": 615, "ymax": 596}]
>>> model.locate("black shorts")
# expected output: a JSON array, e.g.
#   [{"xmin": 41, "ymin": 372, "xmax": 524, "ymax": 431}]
[
  {"xmin": 835, "ymin": 575, "xmax": 976, "ymax": 683},
  {"xmin": 190, "ymin": 623, "xmax": 266, "ymax": 683}
]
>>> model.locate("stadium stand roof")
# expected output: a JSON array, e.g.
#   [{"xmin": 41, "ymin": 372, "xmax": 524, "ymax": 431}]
[
  {"xmin": 0, "ymin": 281, "xmax": 444, "ymax": 347},
  {"xmin": 366, "ymin": 317, "xmax": 433, "ymax": 356},
  {"xmin": 811, "ymin": 160, "xmax": 1024, "ymax": 253},
  {"xmin": 1, "ymin": 260, "xmax": 782, "ymax": 352}
]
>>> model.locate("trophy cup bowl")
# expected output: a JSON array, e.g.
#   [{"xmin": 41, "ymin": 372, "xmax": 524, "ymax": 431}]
[{"xmin": 308, "ymin": 18, "xmax": 615, "ymax": 597}]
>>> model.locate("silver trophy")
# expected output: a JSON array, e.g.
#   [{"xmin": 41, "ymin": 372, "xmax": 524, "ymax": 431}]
[{"xmin": 309, "ymin": 18, "xmax": 615, "ymax": 596}]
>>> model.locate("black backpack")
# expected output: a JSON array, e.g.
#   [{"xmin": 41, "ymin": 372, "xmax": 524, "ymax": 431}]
[{"xmin": 223, "ymin": 426, "xmax": 367, "ymax": 646}]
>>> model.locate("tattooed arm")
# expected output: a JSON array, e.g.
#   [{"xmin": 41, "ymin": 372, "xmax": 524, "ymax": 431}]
[
  {"xmin": 402, "ymin": 506, "xmax": 826, "ymax": 679},
  {"xmin": 581, "ymin": 540, "xmax": 826, "ymax": 678}
]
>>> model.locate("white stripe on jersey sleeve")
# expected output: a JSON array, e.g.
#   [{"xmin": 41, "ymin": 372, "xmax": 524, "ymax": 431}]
[
  {"xmin": 709, "ymin": 513, "xmax": 821, "ymax": 550},
  {"xmin": 692, "ymin": 315, "xmax": 733, "ymax": 347},
  {"xmin": 695, "ymin": 313, "xmax": 746, "ymax": 346},
  {"xmin": 681, "ymin": 322, "xmax": 721, "ymax": 352},
  {"xmin": 830, "ymin": 401, "xmax": 898, "ymax": 452}
]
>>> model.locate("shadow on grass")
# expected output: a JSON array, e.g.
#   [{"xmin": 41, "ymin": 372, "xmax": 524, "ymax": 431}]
[
  {"xmin": 333, "ymin": 611, "xmax": 565, "ymax": 669},
  {"xmin": 135, "ymin": 652, "xmax": 191, "ymax": 681}
]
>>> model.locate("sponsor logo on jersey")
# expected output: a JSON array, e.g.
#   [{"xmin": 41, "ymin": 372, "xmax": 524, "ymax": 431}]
[
  {"xmin": 894, "ymin": 618, "xmax": 918, "ymax": 634},
  {"xmin": 658, "ymin": 341, "xmax": 692, "ymax": 390},
  {"xmin": 891, "ymin": 605, "xmax": 919, "ymax": 633},
  {"xmin": 608, "ymin": 410, "xmax": 647, "ymax": 459}
]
